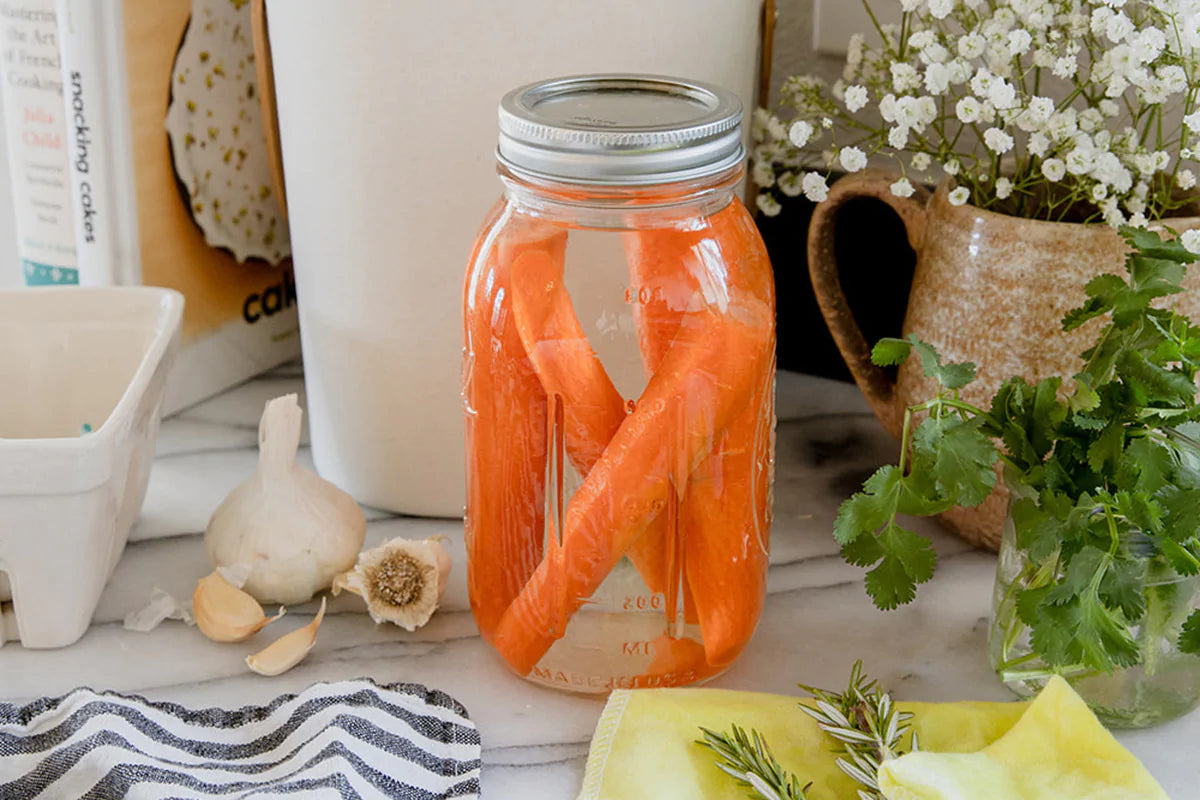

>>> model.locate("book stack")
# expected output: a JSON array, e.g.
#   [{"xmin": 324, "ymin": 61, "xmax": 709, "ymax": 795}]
[{"xmin": 0, "ymin": 0, "xmax": 300, "ymax": 413}]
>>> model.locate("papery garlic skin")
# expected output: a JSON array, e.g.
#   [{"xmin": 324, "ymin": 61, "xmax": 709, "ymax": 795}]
[
  {"xmin": 333, "ymin": 537, "xmax": 451, "ymax": 630},
  {"xmin": 205, "ymin": 395, "xmax": 366, "ymax": 606}
]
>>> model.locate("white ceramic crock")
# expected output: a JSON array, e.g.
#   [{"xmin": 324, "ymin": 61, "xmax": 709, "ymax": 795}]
[{"xmin": 0, "ymin": 287, "xmax": 183, "ymax": 648}]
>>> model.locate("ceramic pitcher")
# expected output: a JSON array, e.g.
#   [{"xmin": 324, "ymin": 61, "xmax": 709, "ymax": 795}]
[{"xmin": 807, "ymin": 169, "xmax": 1200, "ymax": 550}]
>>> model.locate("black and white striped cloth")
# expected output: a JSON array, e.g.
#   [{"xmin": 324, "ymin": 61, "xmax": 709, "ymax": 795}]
[{"xmin": 0, "ymin": 679, "xmax": 481, "ymax": 799}]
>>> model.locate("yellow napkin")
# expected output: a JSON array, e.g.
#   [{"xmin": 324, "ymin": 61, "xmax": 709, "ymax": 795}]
[
  {"xmin": 577, "ymin": 687, "xmax": 1027, "ymax": 800},
  {"xmin": 877, "ymin": 676, "xmax": 1168, "ymax": 800}
]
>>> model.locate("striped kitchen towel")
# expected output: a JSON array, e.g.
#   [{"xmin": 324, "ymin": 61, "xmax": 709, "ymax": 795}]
[{"xmin": 0, "ymin": 679, "xmax": 481, "ymax": 799}]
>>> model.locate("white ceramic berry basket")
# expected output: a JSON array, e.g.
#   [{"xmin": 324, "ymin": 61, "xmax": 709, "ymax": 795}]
[{"xmin": 0, "ymin": 287, "xmax": 183, "ymax": 649}]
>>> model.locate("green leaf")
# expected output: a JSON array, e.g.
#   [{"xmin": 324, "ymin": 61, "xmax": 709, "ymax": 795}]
[
  {"xmin": 1010, "ymin": 497, "xmax": 1061, "ymax": 564},
  {"xmin": 863, "ymin": 523, "xmax": 936, "ymax": 610},
  {"xmin": 1099, "ymin": 557, "xmax": 1148, "ymax": 622},
  {"xmin": 1121, "ymin": 225, "xmax": 1199, "ymax": 264},
  {"xmin": 906, "ymin": 337, "xmax": 977, "ymax": 390},
  {"xmin": 871, "ymin": 338, "xmax": 912, "ymax": 367},
  {"xmin": 1062, "ymin": 296, "xmax": 1109, "ymax": 332},
  {"xmin": 833, "ymin": 467, "xmax": 898, "ymax": 546},
  {"xmin": 864, "ymin": 522, "xmax": 936, "ymax": 609},
  {"xmin": 1086, "ymin": 423, "xmax": 1125, "ymax": 474},
  {"xmin": 1074, "ymin": 591, "xmax": 1141, "ymax": 671},
  {"xmin": 911, "ymin": 416, "xmax": 998, "ymax": 507},
  {"xmin": 1116, "ymin": 350, "xmax": 1196, "ymax": 407},
  {"xmin": 1129, "ymin": 257, "xmax": 1187, "ymax": 299},
  {"xmin": 1156, "ymin": 537, "xmax": 1200, "ymax": 577},
  {"xmin": 1179, "ymin": 610, "xmax": 1200, "ymax": 655},
  {"xmin": 1068, "ymin": 380, "xmax": 1101, "ymax": 413},
  {"xmin": 1119, "ymin": 436, "xmax": 1174, "ymax": 494},
  {"xmin": 841, "ymin": 533, "xmax": 885, "ymax": 567},
  {"xmin": 1086, "ymin": 273, "xmax": 1128, "ymax": 303},
  {"xmin": 1112, "ymin": 490, "xmax": 1164, "ymax": 535},
  {"xmin": 1161, "ymin": 487, "xmax": 1200, "ymax": 543}
]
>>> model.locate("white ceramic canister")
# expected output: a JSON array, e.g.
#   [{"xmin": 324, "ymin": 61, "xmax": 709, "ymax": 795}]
[{"xmin": 264, "ymin": 0, "xmax": 766, "ymax": 516}]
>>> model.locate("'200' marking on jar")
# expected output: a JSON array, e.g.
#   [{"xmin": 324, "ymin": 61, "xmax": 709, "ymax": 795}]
[{"xmin": 622, "ymin": 593, "xmax": 666, "ymax": 612}]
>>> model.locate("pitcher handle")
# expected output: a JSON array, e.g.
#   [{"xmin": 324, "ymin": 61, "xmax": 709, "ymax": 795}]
[{"xmin": 806, "ymin": 168, "xmax": 930, "ymax": 434}]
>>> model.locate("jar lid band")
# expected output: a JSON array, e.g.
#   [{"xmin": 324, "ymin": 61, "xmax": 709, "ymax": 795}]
[{"xmin": 497, "ymin": 74, "xmax": 745, "ymax": 186}]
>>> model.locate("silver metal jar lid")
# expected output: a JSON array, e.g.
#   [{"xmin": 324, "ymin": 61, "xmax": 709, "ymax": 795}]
[{"xmin": 497, "ymin": 74, "xmax": 744, "ymax": 186}]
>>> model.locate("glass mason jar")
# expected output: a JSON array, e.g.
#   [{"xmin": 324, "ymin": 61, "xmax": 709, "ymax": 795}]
[
  {"xmin": 988, "ymin": 499, "xmax": 1200, "ymax": 728},
  {"xmin": 462, "ymin": 75, "xmax": 776, "ymax": 692}
]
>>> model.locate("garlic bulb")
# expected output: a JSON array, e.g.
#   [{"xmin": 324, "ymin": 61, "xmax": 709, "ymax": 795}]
[
  {"xmin": 246, "ymin": 598, "xmax": 326, "ymax": 676},
  {"xmin": 332, "ymin": 537, "xmax": 451, "ymax": 630},
  {"xmin": 193, "ymin": 571, "xmax": 284, "ymax": 642},
  {"xmin": 205, "ymin": 394, "xmax": 366, "ymax": 605}
]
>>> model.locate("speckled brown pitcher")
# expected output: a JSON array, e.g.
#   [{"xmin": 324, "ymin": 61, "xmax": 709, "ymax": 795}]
[{"xmin": 808, "ymin": 169, "xmax": 1200, "ymax": 550}]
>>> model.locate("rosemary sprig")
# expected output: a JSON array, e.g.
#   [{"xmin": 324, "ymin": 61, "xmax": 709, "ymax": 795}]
[
  {"xmin": 697, "ymin": 724, "xmax": 810, "ymax": 800},
  {"xmin": 697, "ymin": 662, "xmax": 914, "ymax": 800},
  {"xmin": 797, "ymin": 660, "xmax": 917, "ymax": 800}
]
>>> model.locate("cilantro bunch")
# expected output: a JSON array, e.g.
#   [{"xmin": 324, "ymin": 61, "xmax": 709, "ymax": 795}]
[{"xmin": 835, "ymin": 227, "xmax": 1200, "ymax": 675}]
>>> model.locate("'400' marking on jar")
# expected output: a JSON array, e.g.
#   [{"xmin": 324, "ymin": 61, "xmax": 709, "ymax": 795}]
[{"xmin": 622, "ymin": 594, "xmax": 666, "ymax": 611}]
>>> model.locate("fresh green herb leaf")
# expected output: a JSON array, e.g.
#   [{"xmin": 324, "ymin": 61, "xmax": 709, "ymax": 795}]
[
  {"xmin": 1086, "ymin": 423, "xmax": 1125, "ymax": 474},
  {"xmin": 905, "ymin": 335, "xmax": 977, "ymax": 390},
  {"xmin": 871, "ymin": 337, "xmax": 912, "ymax": 367},
  {"xmin": 1180, "ymin": 611, "xmax": 1200, "ymax": 655},
  {"xmin": 697, "ymin": 724, "xmax": 810, "ymax": 800},
  {"xmin": 863, "ymin": 524, "xmax": 936, "ymax": 610},
  {"xmin": 833, "ymin": 466, "xmax": 898, "ymax": 546},
  {"xmin": 913, "ymin": 416, "xmax": 998, "ymax": 506}
]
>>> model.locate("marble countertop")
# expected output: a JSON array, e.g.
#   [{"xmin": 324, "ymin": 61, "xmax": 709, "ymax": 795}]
[{"xmin": 2, "ymin": 363, "xmax": 1197, "ymax": 798}]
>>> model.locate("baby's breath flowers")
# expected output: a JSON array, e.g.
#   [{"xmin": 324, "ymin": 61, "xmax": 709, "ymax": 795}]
[{"xmin": 754, "ymin": 0, "xmax": 1200, "ymax": 224}]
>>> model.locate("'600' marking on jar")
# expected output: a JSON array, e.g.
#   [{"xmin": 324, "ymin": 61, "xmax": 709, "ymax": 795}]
[
  {"xmin": 624, "ymin": 285, "xmax": 667, "ymax": 305},
  {"xmin": 622, "ymin": 594, "xmax": 666, "ymax": 611}
]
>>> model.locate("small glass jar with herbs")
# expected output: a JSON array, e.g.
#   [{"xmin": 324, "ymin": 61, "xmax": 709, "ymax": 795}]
[{"xmin": 834, "ymin": 227, "xmax": 1200, "ymax": 728}]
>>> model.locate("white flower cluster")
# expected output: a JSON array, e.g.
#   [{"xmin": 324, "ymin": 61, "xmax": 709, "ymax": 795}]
[{"xmin": 753, "ymin": 0, "xmax": 1200, "ymax": 225}]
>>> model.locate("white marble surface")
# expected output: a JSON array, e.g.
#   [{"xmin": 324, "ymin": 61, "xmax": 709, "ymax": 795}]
[{"xmin": 2, "ymin": 364, "xmax": 1197, "ymax": 798}]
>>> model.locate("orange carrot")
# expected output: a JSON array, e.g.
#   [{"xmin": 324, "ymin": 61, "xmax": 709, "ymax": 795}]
[
  {"xmin": 491, "ymin": 272, "xmax": 774, "ymax": 675},
  {"xmin": 463, "ymin": 220, "xmax": 566, "ymax": 639},
  {"xmin": 625, "ymin": 204, "xmax": 776, "ymax": 667},
  {"xmin": 508, "ymin": 245, "xmax": 677, "ymax": 601},
  {"xmin": 509, "ymin": 248, "xmax": 626, "ymax": 473}
]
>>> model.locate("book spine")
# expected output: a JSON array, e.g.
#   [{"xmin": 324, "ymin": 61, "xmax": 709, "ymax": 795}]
[
  {"xmin": 56, "ymin": 0, "xmax": 130, "ymax": 286},
  {"xmin": 0, "ymin": 0, "xmax": 77, "ymax": 286}
]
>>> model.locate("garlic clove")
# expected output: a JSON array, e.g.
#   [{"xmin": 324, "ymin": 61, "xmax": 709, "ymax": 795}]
[
  {"xmin": 246, "ymin": 597, "xmax": 326, "ymax": 676},
  {"xmin": 333, "ymin": 537, "xmax": 451, "ymax": 631},
  {"xmin": 193, "ymin": 571, "xmax": 285, "ymax": 643}
]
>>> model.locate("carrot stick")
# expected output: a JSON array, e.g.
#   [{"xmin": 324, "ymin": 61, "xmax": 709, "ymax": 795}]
[
  {"xmin": 463, "ymin": 221, "xmax": 566, "ymax": 639},
  {"xmin": 491, "ymin": 280, "xmax": 774, "ymax": 675},
  {"xmin": 508, "ymin": 246, "xmax": 676, "ymax": 598},
  {"xmin": 625, "ymin": 205, "xmax": 776, "ymax": 667},
  {"xmin": 679, "ymin": 358, "xmax": 774, "ymax": 666},
  {"xmin": 509, "ymin": 248, "xmax": 626, "ymax": 473}
]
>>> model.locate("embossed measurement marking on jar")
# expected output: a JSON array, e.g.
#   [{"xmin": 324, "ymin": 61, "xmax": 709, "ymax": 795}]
[
  {"xmin": 622, "ymin": 594, "xmax": 666, "ymax": 611},
  {"xmin": 624, "ymin": 285, "xmax": 667, "ymax": 305}
]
